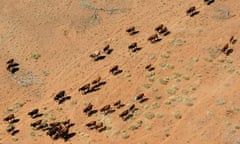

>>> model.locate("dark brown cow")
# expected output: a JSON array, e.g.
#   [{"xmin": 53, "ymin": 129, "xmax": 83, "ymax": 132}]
[
  {"xmin": 28, "ymin": 108, "xmax": 39, "ymax": 117},
  {"xmin": 83, "ymin": 103, "xmax": 93, "ymax": 113},
  {"xmin": 94, "ymin": 122, "xmax": 103, "ymax": 129},
  {"xmin": 186, "ymin": 6, "xmax": 196, "ymax": 15},
  {"xmin": 79, "ymin": 83, "xmax": 91, "ymax": 94},
  {"xmin": 136, "ymin": 93, "xmax": 144, "ymax": 100},
  {"xmin": 129, "ymin": 104, "xmax": 135, "ymax": 111},
  {"xmin": 155, "ymin": 24, "xmax": 164, "ymax": 33},
  {"xmin": 85, "ymin": 121, "xmax": 96, "ymax": 127},
  {"xmin": 3, "ymin": 114, "xmax": 15, "ymax": 122},
  {"xmin": 100, "ymin": 104, "xmax": 111, "ymax": 112},
  {"xmin": 92, "ymin": 76, "xmax": 101, "ymax": 85},
  {"xmin": 128, "ymin": 42, "xmax": 137, "ymax": 50},
  {"xmin": 54, "ymin": 90, "xmax": 65, "ymax": 101},
  {"xmin": 221, "ymin": 43, "xmax": 229, "ymax": 53},
  {"xmin": 31, "ymin": 119, "xmax": 42, "ymax": 127},
  {"xmin": 148, "ymin": 34, "xmax": 160, "ymax": 43},
  {"xmin": 126, "ymin": 26, "xmax": 138, "ymax": 35},
  {"xmin": 119, "ymin": 109, "xmax": 129, "ymax": 118}
]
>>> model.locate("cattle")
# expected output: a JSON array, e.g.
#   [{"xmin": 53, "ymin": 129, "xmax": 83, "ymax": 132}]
[
  {"xmin": 226, "ymin": 49, "xmax": 233, "ymax": 56},
  {"xmin": 129, "ymin": 104, "xmax": 135, "ymax": 111},
  {"xmin": 83, "ymin": 103, "xmax": 93, "ymax": 113},
  {"xmin": 6, "ymin": 59, "xmax": 14, "ymax": 64},
  {"xmin": 119, "ymin": 109, "xmax": 129, "ymax": 118},
  {"xmin": 94, "ymin": 122, "xmax": 103, "ymax": 129},
  {"xmin": 186, "ymin": 6, "xmax": 196, "ymax": 15},
  {"xmin": 28, "ymin": 108, "xmax": 39, "ymax": 117},
  {"xmin": 49, "ymin": 122, "xmax": 61, "ymax": 127},
  {"xmin": 113, "ymin": 100, "xmax": 121, "ymax": 107},
  {"xmin": 7, "ymin": 125, "xmax": 15, "ymax": 133},
  {"xmin": 136, "ymin": 93, "xmax": 144, "ymax": 100},
  {"xmin": 128, "ymin": 42, "xmax": 137, "ymax": 50},
  {"xmin": 47, "ymin": 126, "xmax": 58, "ymax": 137},
  {"xmin": 85, "ymin": 121, "xmax": 96, "ymax": 127},
  {"xmin": 148, "ymin": 34, "xmax": 160, "ymax": 43},
  {"xmin": 110, "ymin": 65, "xmax": 118, "ymax": 72},
  {"xmin": 54, "ymin": 90, "xmax": 65, "ymax": 101},
  {"xmin": 37, "ymin": 122, "xmax": 48, "ymax": 130},
  {"xmin": 103, "ymin": 45, "xmax": 113, "ymax": 54},
  {"xmin": 89, "ymin": 50, "xmax": 104, "ymax": 61},
  {"xmin": 7, "ymin": 63, "xmax": 19, "ymax": 71},
  {"xmin": 31, "ymin": 119, "xmax": 42, "ymax": 127},
  {"xmin": 126, "ymin": 26, "xmax": 138, "ymax": 35},
  {"xmin": 145, "ymin": 64, "xmax": 155, "ymax": 71},
  {"xmin": 100, "ymin": 104, "xmax": 111, "ymax": 112},
  {"xmin": 79, "ymin": 83, "xmax": 91, "ymax": 95},
  {"xmin": 229, "ymin": 36, "xmax": 237, "ymax": 44},
  {"xmin": 92, "ymin": 76, "xmax": 101, "ymax": 85},
  {"xmin": 186, "ymin": 6, "xmax": 199, "ymax": 17},
  {"xmin": 109, "ymin": 65, "xmax": 122, "ymax": 75},
  {"xmin": 155, "ymin": 25, "xmax": 164, "ymax": 33},
  {"xmin": 204, "ymin": 0, "xmax": 215, "ymax": 5},
  {"xmin": 3, "ymin": 114, "xmax": 15, "ymax": 122},
  {"xmin": 221, "ymin": 43, "xmax": 229, "ymax": 53}
]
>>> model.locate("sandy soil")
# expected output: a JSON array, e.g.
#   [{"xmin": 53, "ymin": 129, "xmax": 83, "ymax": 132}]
[{"xmin": 0, "ymin": 0, "xmax": 240, "ymax": 144}]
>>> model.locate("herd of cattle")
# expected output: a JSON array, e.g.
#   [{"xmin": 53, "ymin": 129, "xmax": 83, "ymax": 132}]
[{"xmin": 3, "ymin": 0, "xmax": 237, "ymax": 142}]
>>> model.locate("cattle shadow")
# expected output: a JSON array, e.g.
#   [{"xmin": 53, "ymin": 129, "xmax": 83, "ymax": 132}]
[
  {"xmin": 129, "ymin": 31, "xmax": 139, "ymax": 35},
  {"xmin": 139, "ymin": 98, "xmax": 149, "ymax": 103},
  {"xmin": 11, "ymin": 130, "xmax": 20, "ymax": 136},
  {"xmin": 98, "ymin": 126, "xmax": 107, "ymax": 132},
  {"xmin": 95, "ymin": 56, "xmax": 106, "ymax": 61},
  {"xmin": 10, "ymin": 119, "xmax": 20, "ymax": 124},
  {"xmin": 163, "ymin": 31, "xmax": 171, "ymax": 36},
  {"xmin": 132, "ymin": 47, "xmax": 142, "ymax": 53},
  {"xmin": 64, "ymin": 132, "xmax": 76, "ymax": 142},
  {"xmin": 32, "ymin": 113, "xmax": 43, "ymax": 119},
  {"xmin": 190, "ymin": 11, "xmax": 200, "ymax": 17},
  {"xmin": 88, "ymin": 110, "xmax": 98, "ymax": 117},
  {"xmin": 205, "ymin": 0, "xmax": 215, "ymax": 5},
  {"xmin": 58, "ymin": 96, "xmax": 71, "ymax": 104},
  {"xmin": 123, "ymin": 114, "xmax": 133, "ymax": 121},
  {"xmin": 226, "ymin": 49, "xmax": 233, "ymax": 56}
]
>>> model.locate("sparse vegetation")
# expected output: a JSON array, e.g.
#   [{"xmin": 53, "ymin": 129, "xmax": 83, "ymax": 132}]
[
  {"xmin": 144, "ymin": 112, "xmax": 155, "ymax": 120},
  {"xmin": 31, "ymin": 52, "xmax": 41, "ymax": 60}
]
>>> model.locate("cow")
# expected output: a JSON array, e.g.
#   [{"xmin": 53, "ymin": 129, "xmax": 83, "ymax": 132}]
[
  {"xmin": 94, "ymin": 122, "xmax": 103, "ymax": 129},
  {"xmin": 54, "ymin": 90, "xmax": 65, "ymax": 101},
  {"xmin": 83, "ymin": 103, "xmax": 93, "ymax": 113},
  {"xmin": 85, "ymin": 121, "xmax": 96, "ymax": 127},
  {"xmin": 28, "ymin": 108, "xmax": 39, "ymax": 117},
  {"xmin": 186, "ymin": 6, "xmax": 196, "ymax": 15},
  {"xmin": 148, "ymin": 34, "xmax": 160, "ymax": 43},
  {"xmin": 126, "ymin": 26, "xmax": 138, "ymax": 35},
  {"xmin": 129, "ymin": 104, "xmax": 135, "ymax": 111},
  {"xmin": 31, "ymin": 119, "xmax": 42, "ymax": 127},
  {"xmin": 119, "ymin": 109, "xmax": 129, "ymax": 118},
  {"xmin": 92, "ymin": 76, "xmax": 101, "ymax": 85},
  {"xmin": 155, "ymin": 24, "xmax": 164, "ymax": 33},
  {"xmin": 3, "ymin": 114, "xmax": 15, "ymax": 122},
  {"xmin": 79, "ymin": 83, "xmax": 91, "ymax": 95},
  {"xmin": 136, "ymin": 93, "xmax": 144, "ymax": 100},
  {"xmin": 221, "ymin": 43, "xmax": 229, "ymax": 53},
  {"xmin": 7, "ymin": 63, "xmax": 19, "ymax": 71},
  {"xmin": 128, "ymin": 42, "xmax": 137, "ymax": 50}
]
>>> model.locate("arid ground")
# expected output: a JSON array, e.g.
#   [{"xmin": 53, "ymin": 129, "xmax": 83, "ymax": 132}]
[{"xmin": 1, "ymin": 0, "xmax": 240, "ymax": 144}]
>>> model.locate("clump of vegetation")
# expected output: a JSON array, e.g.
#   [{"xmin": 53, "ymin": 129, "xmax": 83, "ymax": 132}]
[
  {"xmin": 173, "ymin": 111, "xmax": 182, "ymax": 119},
  {"xmin": 144, "ymin": 112, "xmax": 155, "ymax": 120},
  {"xmin": 170, "ymin": 38, "xmax": 186, "ymax": 46},
  {"xmin": 217, "ymin": 99, "xmax": 226, "ymax": 105},
  {"xmin": 156, "ymin": 112, "xmax": 164, "ymax": 118},
  {"xmin": 31, "ymin": 52, "xmax": 41, "ymax": 60},
  {"xmin": 128, "ymin": 120, "xmax": 142, "ymax": 131},
  {"xmin": 167, "ymin": 85, "xmax": 179, "ymax": 95},
  {"xmin": 155, "ymin": 95, "xmax": 162, "ymax": 99},
  {"xmin": 151, "ymin": 102, "xmax": 160, "ymax": 109},
  {"xmin": 143, "ymin": 83, "xmax": 152, "ymax": 89},
  {"xmin": 121, "ymin": 132, "xmax": 130, "ymax": 139},
  {"xmin": 159, "ymin": 77, "xmax": 170, "ymax": 85}
]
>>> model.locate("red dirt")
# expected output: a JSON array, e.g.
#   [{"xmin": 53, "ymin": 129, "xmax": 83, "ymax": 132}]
[{"xmin": 1, "ymin": 0, "xmax": 240, "ymax": 144}]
